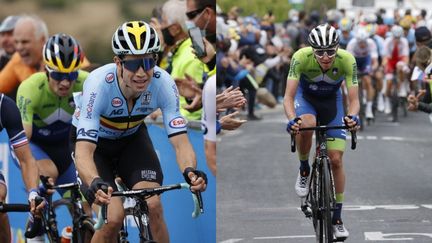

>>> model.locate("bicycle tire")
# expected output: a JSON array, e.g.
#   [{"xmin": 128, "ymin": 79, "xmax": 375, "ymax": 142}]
[
  {"xmin": 321, "ymin": 157, "xmax": 333, "ymax": 243},
  {"xmin": 309, "ymin": 162, "xmax": 319, "ymax": 241},
  {"xmin": 73, "ymin": 217, "xmax": 95, "ymax": 243}
]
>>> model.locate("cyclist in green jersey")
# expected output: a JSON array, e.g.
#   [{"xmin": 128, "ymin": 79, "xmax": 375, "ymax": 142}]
[
  {"xmin": 284, "ymin": 24, "xmax": 360, "ymax": 240},
  {"xmin": 16, "ymin": 33, "xmax": 88, "ymax": 239}
]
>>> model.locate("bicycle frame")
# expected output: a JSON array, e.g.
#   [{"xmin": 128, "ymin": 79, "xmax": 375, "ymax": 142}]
[
  {"xmin": 291, "ymin": 124, "xmax": 356, "ymax": 243},
  {"xmin": 33, "ymin": 176, "xmax": 94, "ymax": 243},
  {"xmin": 94, "ymin": 182, "xmax": 203, "ymax": 242}
]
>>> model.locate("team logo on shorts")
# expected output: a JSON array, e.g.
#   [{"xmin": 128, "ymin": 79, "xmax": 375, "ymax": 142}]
[
  {"xmin": 309, "ymin": 84, "xmax": 318, "ymax": 91},
  {"xmin": 105, "ymin": 72, "xmax": 115, "ymax": 83},
  {"xmin": 169, "ymin": 117, "xmax": 187, "ymax": 129},
  {"xmin": 111, "ymin": 97, "xmax": 123, "ymax": 107}
]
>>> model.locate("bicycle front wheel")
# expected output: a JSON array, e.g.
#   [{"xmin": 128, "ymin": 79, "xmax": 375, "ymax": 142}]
[
  {"xmin": 320, "ymin": 157, "xmax": 333, "ymax": 243},
  {"xmin": 73, "ymin": 217, "xmax": 95, "ymax": 243}
]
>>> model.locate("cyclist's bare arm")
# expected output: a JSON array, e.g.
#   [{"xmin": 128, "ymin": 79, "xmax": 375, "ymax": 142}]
[
  {"xmin": 14, "ymin": 145, "xmax": 38, "ymax": 192},
  {"xmin": 75, "ymin": 141, "xmax": 99, "ymax": 186},
  {"xmin": 22, "ymin": 123, "xmax": 32, "ymax": 140},
  {"xmin": 169, "ymin": 134, "xmax": 205, "ymax": 191},
  {"xmin": 14, "ymin": 144, "xmax": 42, "ymax": 213},
  {"xmin": 283, "ymin": 78, "xmax": 299, "ymax": 120},
  {"xmin": 346, "ymin": 85, "xmax": 360, "ymax": 117}
]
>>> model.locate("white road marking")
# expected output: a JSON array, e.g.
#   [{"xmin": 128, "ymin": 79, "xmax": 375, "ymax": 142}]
[
  {"xmin": 365, "ymin": 232, "xmax": 432, "ymax": 241},
  {"xmin": 219, "ymin": 239, "xmax": 244, "ymax": 243},
  {"xmin": 254, "ymin": 235, "xmax": 315, "ymax": 240}
]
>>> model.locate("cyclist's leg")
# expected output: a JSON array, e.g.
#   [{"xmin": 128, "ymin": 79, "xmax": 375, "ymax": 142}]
[
  {"xmin": 89, "ymin": 148, "xmax": 125, "ymax": 242},
  {"xmin": 375, "ymin": 68, "xmax": 385, "ymax": 112},
  {"xmin": 118, "ymin": 125, "xmax": 167, "ymax": 243},
  {"xmin": 133, "ymin": 181, "xmax": 168, "ymax": 243},
  {"xmin": 325, "ymin": 91, "xmax": 349, "ymax": 237},
  {"xmin": 30, "ymin": 142, "xmax": 59, "ymax": 182},
  {"xmin": 293, "ymin": 90, "xmax": 317, "ymax": 197},
  {"xmin": 363, "ymin": 74, "xmax": 375, "ymax": 119},
  {"xmin": 0, "ymin": 173, "xmax": 11, "ymax": 243}
]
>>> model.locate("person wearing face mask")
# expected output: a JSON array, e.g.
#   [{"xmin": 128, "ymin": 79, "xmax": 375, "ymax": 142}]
[
  {"xmin": 185, "ymin": 0, "xmax": 217, "ymax": 72},
  {"xmin": 159, "ymin": 0, "xmax": 206, "ymax": 121}
]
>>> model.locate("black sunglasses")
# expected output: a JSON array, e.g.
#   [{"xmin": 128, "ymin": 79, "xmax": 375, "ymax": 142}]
[
  {"xmin": 314, "ymin": 49, "xmax": 337, "ymax": 58},
  {"xmin": 186, "ymin": 7, "xmax": 206, "ymax": 19},
  {"xmin": 122, "ymin": 58, "xmax": 156, "ymax": 72},
  {"xmin": 47, "ymin": 69, "xmax": 79, "ymax": 82}
]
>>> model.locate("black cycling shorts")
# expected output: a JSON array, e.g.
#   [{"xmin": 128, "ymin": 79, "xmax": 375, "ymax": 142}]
[{"xmin": 70, "ymin": 124, "xmax": 163, "ymax": 191}]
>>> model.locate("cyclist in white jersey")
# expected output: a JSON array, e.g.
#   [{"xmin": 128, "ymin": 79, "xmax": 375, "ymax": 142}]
[
  {"xmin": 201, "ymin": 75, "xmax": 216, "ymax": 176},
  {"xmin": 347, "ymin": 28, "xmax": 379, "ymax": 119},
  {"xmin": 71, "ymin": 21, "xmax": 207, "ymax": 243}
]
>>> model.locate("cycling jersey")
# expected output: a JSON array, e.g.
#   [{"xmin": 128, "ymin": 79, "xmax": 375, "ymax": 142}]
[
  {"xmin": 0, "ymin": 93, "xmax": 28, "ymax": 149},
  {"xmin": 73, "ymin": 63, "xmax": 187, "ymax": 143},
  {"xmin": 287, "ymin": 47, "xmax": 358, "ymax": 97},
  {"xmin": 346, "ymin": 38, "xmax": 378, "ymax": 59},
  {"xmin": 287, "ymin": 47, "xmax": 358, "ymax": 151},
  {"xmin": 346, "ymin": 38, "xmax": 378, "ymax": 74},
  {"xmin": 337, "ymin": 30, "xmax": 354, "ymax": 49},
  {"xmin": 16, "ymin": 72, "xmax": 88, "ymax": 143},
  {"xmin": 202, "ymin": 75, "xmax": 216, "ymax": 142}
]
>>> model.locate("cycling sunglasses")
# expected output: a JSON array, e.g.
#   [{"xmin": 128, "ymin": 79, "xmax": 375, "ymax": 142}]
[
  {"xmin": 122, "ymin": 58, "xmax": 156, "ymax": 72},
  {"xmin": 314, "ymin": 49, "xmax": 337, "ymax": 58},
  {"xmin": 186, "ymin": 7, "xmax": 206, "ymax": 19},
  {"xmin": 47, "ymin": 69, "xmax": 79, "ymax": 81}
]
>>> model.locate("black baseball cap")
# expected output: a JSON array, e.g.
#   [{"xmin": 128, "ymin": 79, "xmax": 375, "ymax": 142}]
[{"xmin": 415, "ymin": 26, "xmax": 432, "ymax": 42}]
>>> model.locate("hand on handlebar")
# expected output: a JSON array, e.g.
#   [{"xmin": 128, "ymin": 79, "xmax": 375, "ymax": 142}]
[
  {"xmin": 86, "ymin": 177, "xmax": 113, "ymax": 206},
  {"xmin": 183, "ymin": 167, "xmax": 207, "ymax": 192},
  {"xmin": 286, "ymin": 117, "xmax": 302, "ymax": 134},
  {"xmin": 28, "ymin": 189, "xmax": 45, "ymax": 216},
  {"xmin": 344, "ymin": 115, "xmax": 360, "ymax": 131}
]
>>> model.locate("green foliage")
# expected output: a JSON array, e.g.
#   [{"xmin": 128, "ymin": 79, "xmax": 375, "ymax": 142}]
[
  {"xmin": 37, "ymin": 0, "xmax": 67, "ymax": 9},
  {"xmin": 118, "ymin": 0, "xmax": 161, "ymax": 20},
  {"xmin": 217, "ymin": 0, "xmax": 336, "ymax": 22},
  {"xmin": 217, "ymin": 0, "xmax": 292, "ymax": 22}
]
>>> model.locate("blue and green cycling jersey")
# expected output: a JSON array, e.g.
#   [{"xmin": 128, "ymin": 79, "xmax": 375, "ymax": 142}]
[
  {"xmin": 287, "ymin": 47, "xmax": 358, "ymax": 96},
  {"xmin": 72, "ymin": 64, "xmax": 187, "ymax": 143},
  {"xmin": 16, "ymin": 71, "xmax": 88, "ymax": 143}
]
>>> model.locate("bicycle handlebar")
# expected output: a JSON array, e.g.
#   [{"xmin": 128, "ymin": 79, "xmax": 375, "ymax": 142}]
[
  {"xmin": 290, "ymin": 125, "xmax": 357, "ymax": 152},
  {"xmin": 93, "ymin": 183, "xmax": 202, "ymax": 230},
  {"xmin": 0, "ymin": 202, "xmax": 30, "ymax": 212}
]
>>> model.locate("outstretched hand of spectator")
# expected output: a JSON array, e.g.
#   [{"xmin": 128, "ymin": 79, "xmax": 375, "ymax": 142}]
[
  {"xmin": 183, "ymin": 92, "xmax": 203, "ymax": 112},
  {"xmin": 220, "ymin": 111, "xmax": 247, "ymax": 130},
  {"xmin": 408, "ymin": 89, "xmax": 426, "ymax": 111},
  {"xmin": 216, "ymin": 86, "xmax": 247, "ymax": 112},
  {"xmin": 175, "ymin": 74, "xmax": 202, "ymax": 98}
]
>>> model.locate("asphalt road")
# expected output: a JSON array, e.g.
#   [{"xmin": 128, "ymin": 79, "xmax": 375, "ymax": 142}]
[{"xmin": 217, "ymin": 104, "xmax": 432, "ymax": 243}]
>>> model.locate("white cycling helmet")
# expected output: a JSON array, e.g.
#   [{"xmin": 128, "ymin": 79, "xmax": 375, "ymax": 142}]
[
  {"xmin": 391, "ymin": 25, "xmax": 404, "ymax": 38},
  {"xmin": 355, "ymin": 28, "xmax": 369, "ymax": 43},
  {"xmin": 112, "ymin": 20, "xmax": 161, "ymax": 56},
  {"xmin": 308, "ymin": 23, "xmax": 339, "ymax": 49}
]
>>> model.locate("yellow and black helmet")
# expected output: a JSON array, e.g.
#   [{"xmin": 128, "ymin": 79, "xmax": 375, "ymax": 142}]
[
  {"xmin": 43, "ymin": 33, "xmax": 82, "ymax": 72},
  {"xmin": 112, "ymin": 20, "xmax": 161, "ymax": 56}
]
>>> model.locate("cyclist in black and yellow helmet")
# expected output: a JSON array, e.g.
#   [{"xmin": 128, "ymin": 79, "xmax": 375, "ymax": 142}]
[
  {"xmin": 71, "ymin": 20, "xmax": 207, "ymax": 243},
  {"xmin": 16, "ymin": 33, "xmax": 90, "ymax": 240}
]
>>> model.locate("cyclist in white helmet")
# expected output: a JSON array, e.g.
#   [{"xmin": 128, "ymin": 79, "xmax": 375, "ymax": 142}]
[
  {"xmin": 71, "ymin": 20, "xmax": 207, "ymax": 243},
  {"xmin": 284, "ymin": 23, "xmax": 360, "ymax": 240},
  {"xmin": 382, "ymin": 25, "xmax": 410, "ymax": 118},
  {"xmin": 347, "ymin": 27, "xmax": 379, "ymax": 120}
]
